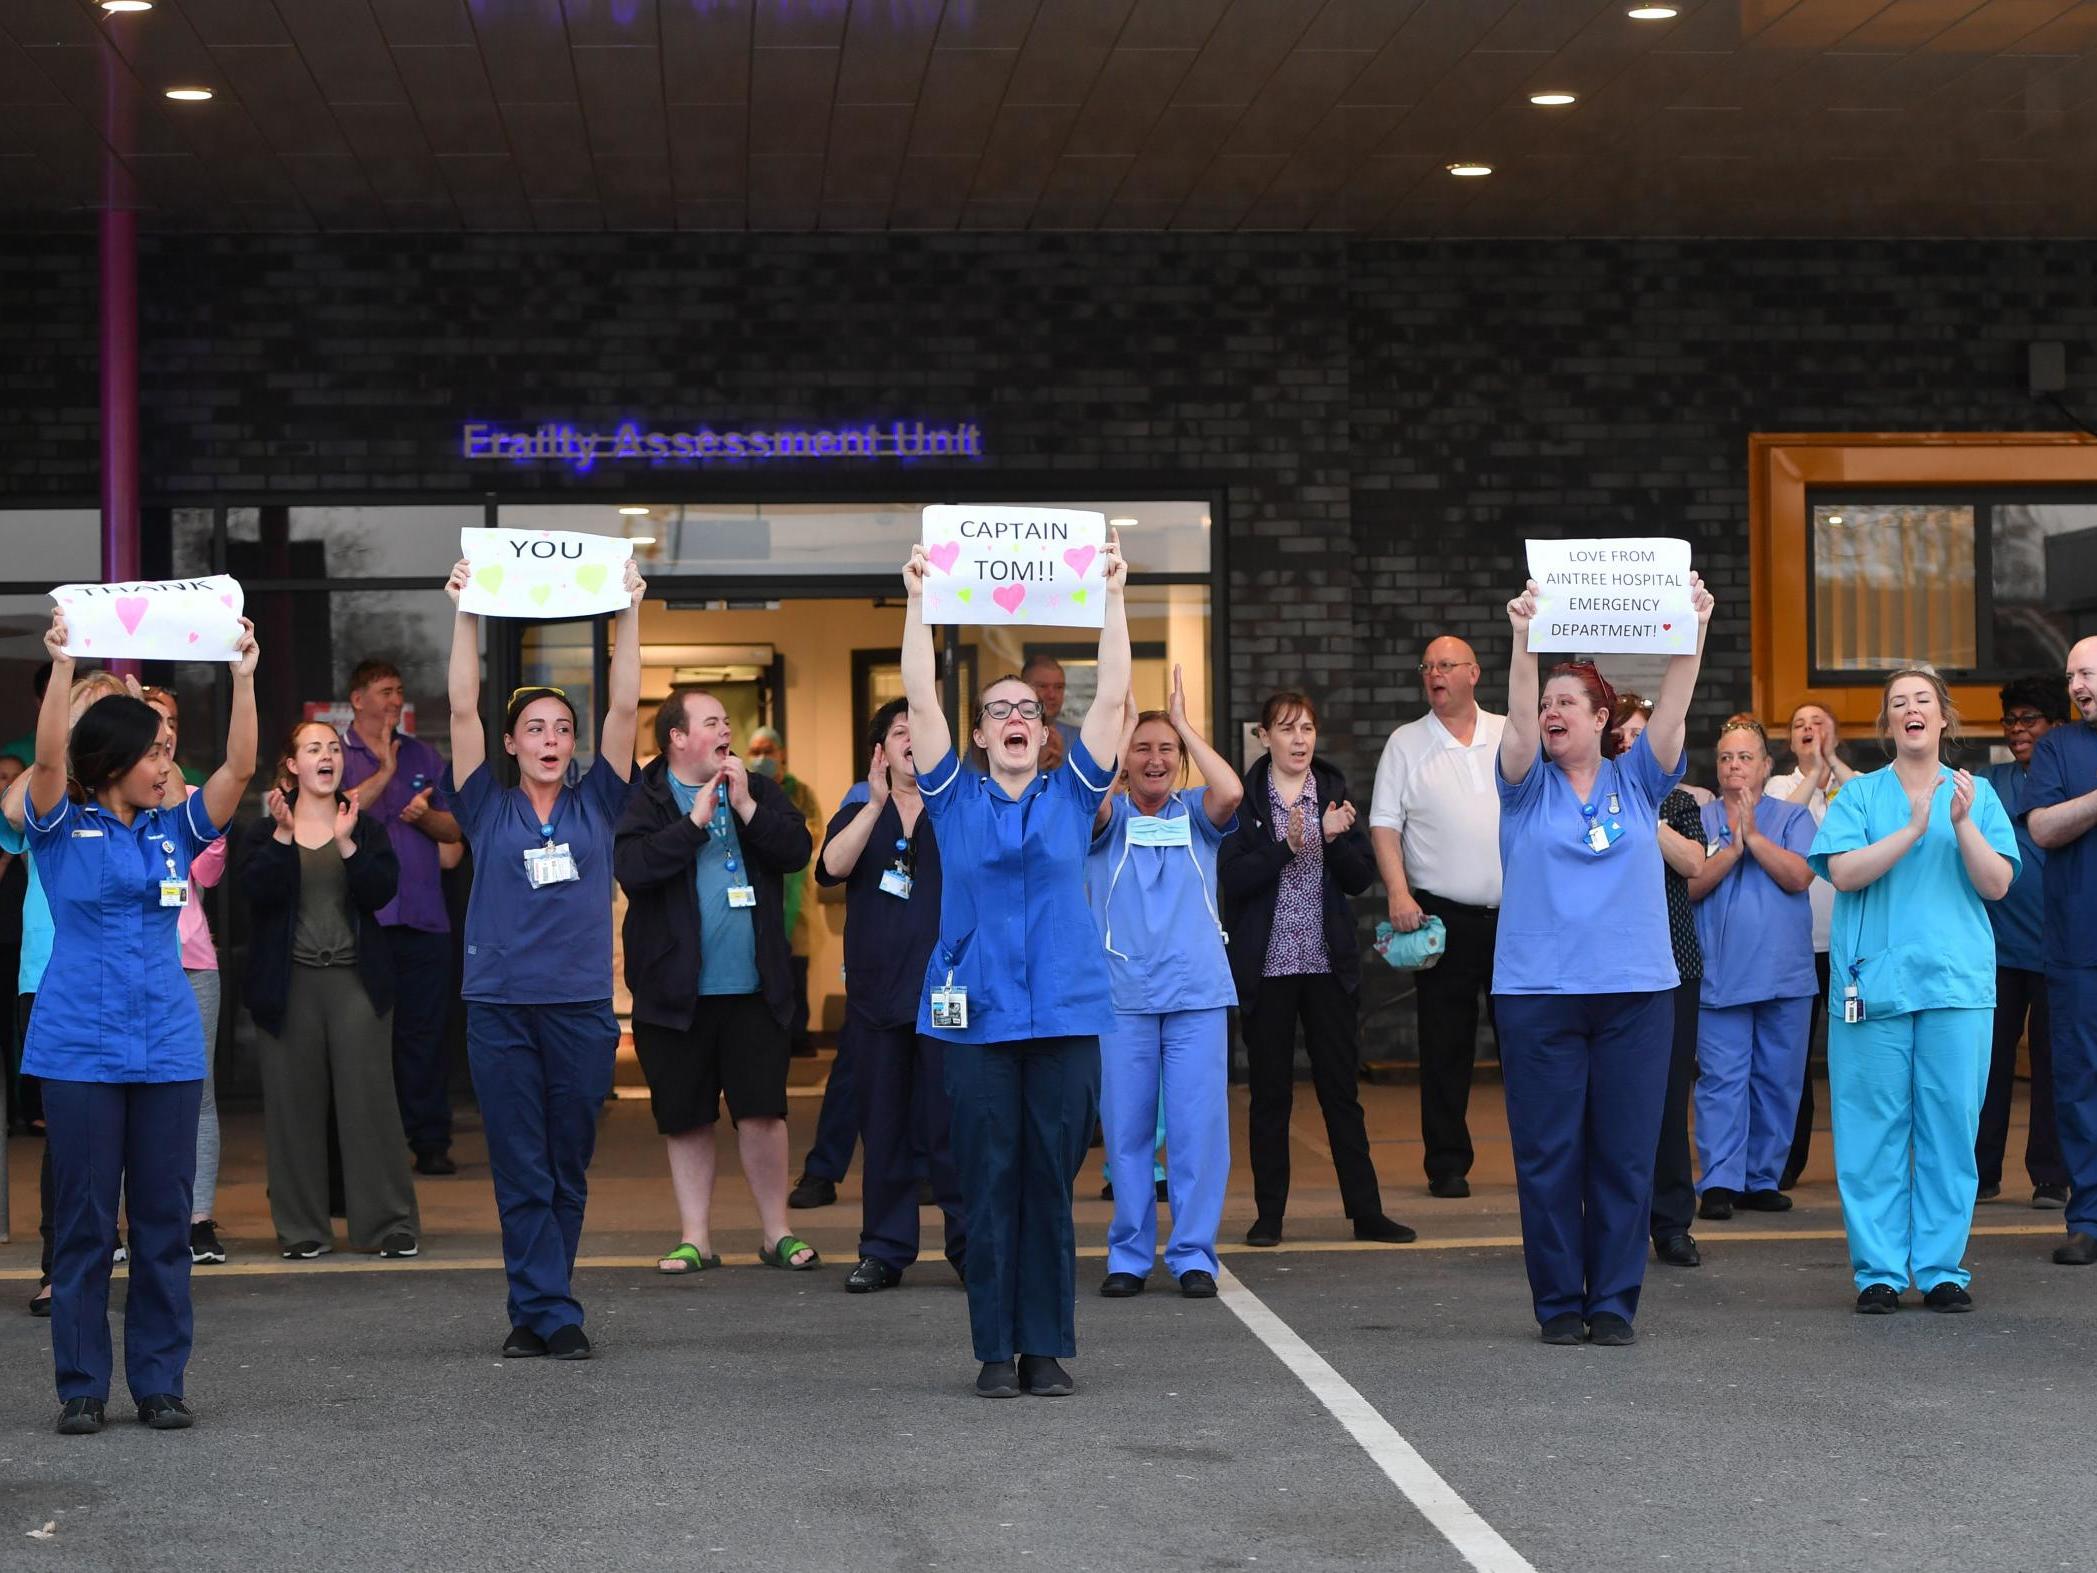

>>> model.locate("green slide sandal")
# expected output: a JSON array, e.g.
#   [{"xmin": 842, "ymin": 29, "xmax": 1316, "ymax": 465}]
[
  {"xmin": 657, "ymin": 1243, "xmax": 722, "ymax": 1276},
  {"xmin": 759, "ymin": 1235, "xmax": 821, "ymax": 1271}
]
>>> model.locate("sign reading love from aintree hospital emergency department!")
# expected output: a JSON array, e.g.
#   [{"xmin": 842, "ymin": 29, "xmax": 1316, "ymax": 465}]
[
  {"xmin": 1524, "ymin": 537, "xmax": 1697, "ymax": 656},
  {"xmin": 51, "ymin": 574, "xmax": 246, "ymax": 662},
  {"xmin": 457, "ymin": 527, "xmax": 646, "ymax": 620},
  {"xmin": 919, "ymin": 506, "xmax": 1108, "ymax": 628}
]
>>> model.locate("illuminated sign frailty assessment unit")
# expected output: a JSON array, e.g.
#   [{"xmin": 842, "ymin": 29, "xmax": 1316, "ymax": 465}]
[{"xmin": 460, "ymin": 420, "xmax": 985, "ymax": 471}]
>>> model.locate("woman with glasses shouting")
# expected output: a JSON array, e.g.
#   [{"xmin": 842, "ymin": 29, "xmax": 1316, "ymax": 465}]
[
  {"xmin": 897, "ymin": 533, "xmax": 1128, "ymax": 1401},
  {"xmin": 443, "ymin": 552, "xmax": 645, "ymax": 1362}
]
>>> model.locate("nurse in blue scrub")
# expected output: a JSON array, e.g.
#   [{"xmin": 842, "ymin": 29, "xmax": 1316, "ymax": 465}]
[
  {"xmin": 444, "ymin": 552, "xmax": 645, "ymax": 1362},
  {"xmin": 15, "ymin": 606, "xmax": 258, "ymax": 1434},
  {"xmin": 1493, "ymin": 571, "xmax": 1713, "ymax": 1347},
  {"xmin": 1685, "ymin": 715, "xmax": 1818, "ymax": 1218},
  {"xmin": 898, "ymin": 533, "xmax": 1129, "ymax": 1401},
  {"xmin": 1810, "ymin": 667, "xmax": 2016, "ymax": 1314},
  {"xmin": 1089, "ymin": 664, "xmax": 1242, "ymax": 1302}
]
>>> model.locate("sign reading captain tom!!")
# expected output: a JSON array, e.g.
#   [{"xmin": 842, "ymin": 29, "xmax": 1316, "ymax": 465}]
[
  {"xmin": 919, "ymin": 506, "xmax": 1108, "ymax": 629},
  {"xmin": 1523, "ymin": 537, "xmax": 1697, "ymax": 656},
  {"xmin": 457, "ymin": 527, "xmax": 648, "ymax": 620},
  {"xmin": 51, "ymin": 574, "xmax": 246, "ymax": 662}
]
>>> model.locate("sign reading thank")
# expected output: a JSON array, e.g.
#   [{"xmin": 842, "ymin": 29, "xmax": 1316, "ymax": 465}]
[
  {"xmin": 919, "ymin": 506, "xmax": 1107, "ymax": 629},
  {"xmin": 1524, "ymin": 537, "xmax": 1697, "ymax": 656},
  {"xmin": 458, "ymin": 528, "xmax": 644, "ymax": 620},
  {"xmin": 51, "ymin": 574, "xmax": 246, "ymax": 662}
]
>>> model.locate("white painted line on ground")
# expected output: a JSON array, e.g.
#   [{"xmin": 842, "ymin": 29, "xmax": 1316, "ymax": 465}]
[{"xmin": 1218, "ymin": 1265, "xmax": 1538, "ymax": 1573}]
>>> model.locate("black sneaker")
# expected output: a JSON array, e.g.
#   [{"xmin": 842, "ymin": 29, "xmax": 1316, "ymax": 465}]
[
  {"xmin": 279, "ymin": 1241, "xmax": 330, "ymax": 1260},
  {"xmin": 1652, "ymin": 1232, "xmax": 1701, "ymax": 1268},
  {"xmin": 845, "ymin": 1257, "xmax": 901, "ymax": 1294},
  {"xmin": 501, "ymin": 1326, "xmax": 547, "ymax": 1358},
  {"xmin": 1018, "ymin": 1355, "xmax": 1074, "ymax": 1397},
  {"xmin": 1539, "ymin": 1313, "xmax": 1584, "ymax": 1346},
  {"xmin": 1923, "ymin": 1282, "xmax": 1974, "ymax": 1313},
  {"xmin": 1428, "ymin": 1175, "xmax": 1471, "ymax": 1199},
  {"xmin": 1737, "ymin": 1190, "xmax": 1792, "ymax": 1213},
  {"xmin": 975, "ymin": 1360, "xmax": 1020, "ymax": 1399},
  {"xmin": 137, "ymin": 1394, "xmax": 194, "ymax": 1430},
  {"xmin": 1976, "ymin": 1182, "xmax": 2002, "ymax": 1203},
  {"xmin": 56, "ymin": 1397, "xmax": 104, "ymax": 1435},
  {"xmin": 1244, "ymin": 1216, "xmax": 1283, "ymax": 1248},
  {"xmin": 2033, "ymin": 1184, "xmax": 2069, "ymax": 1209},
  {"xmin": 413, "ymin": 1148, "xmax": 458, "ymax": 1177},
  {"xmin": 787, "ymin": 1174, "xmax": 836, "ymax": 1210},
  {"xmin": 1855, "ymin": 1285, "xmax": 1901, "ymax": 1314},
  {"xmin": 545, "ymin": 1325, "xmax": 591, "ymax": 1361},
  {"xmin": 1099, "ymin": 1272, "xmax": 1145, "ymax": 1298},
  {"xmin": 1586, "ymin": 1313, "xmax": 1635, "ymax": 1347},
  {"xmin": 1353, "ymin": 1214, "xmax": 1417, "ymax": 1244},
  {"xmin": 189, "ymin": 1220, "xmax": 226, "ymax": 1265},
  {"xmin": 2053, "ymin": 1232, "xmax": 2097, "ymax": 1266},
  {"xmin": 1698, "ymin": 1188, "xmax": 1735, "ymax": 1221},
  {"xmin": 379, "ymin": 1233, "xmax": 419, "ymax": 1259},
  {"xmin": 1178, "ymin": 1270, "xmax": 1218, "ymax": 1299}
]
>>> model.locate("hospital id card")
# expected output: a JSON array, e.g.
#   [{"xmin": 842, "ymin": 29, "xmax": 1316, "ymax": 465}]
[
  {"xmin": 726, "ymin": 884, "xmax": 757, "ymax": 908},
  {"xmin": 1126, "ymin": 814, "xmax": 1193, "ymax": 848},
  {"xmin": 523, "ymin": 841, "xmax": 579, "ymax": 888},
  {"xmin": 930, "ymin": 985, "xmax": 968, "ymax": 1031},
  {"xmin": 159, "ymin": 878, "xmax": 190, "ymax": 908},
  {"xmin": 879, "ymin": 868, "xmax": 914, "ymax": 899}
]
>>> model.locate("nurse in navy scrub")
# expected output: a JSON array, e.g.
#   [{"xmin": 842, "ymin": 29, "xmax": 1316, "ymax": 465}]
[
  {"xmin": 444, "ymin": 551, "xmax": 645, "ymax": 1363},
  {"xmin": 899, "ymin": 532, "xmax": 1129, "ymax": 1401},
  {"xmin": 1494, "ymin": 571, "xmax": 1713, "ymax": 1347}
]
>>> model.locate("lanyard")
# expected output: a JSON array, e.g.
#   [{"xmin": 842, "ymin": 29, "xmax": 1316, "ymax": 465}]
[
  {"xmin": 1102, "ymin": 797, "xmax": 1225, "ymax": 961},
  {"xmin": 510, "ymin": 783, "xmax": 571, "ymax": 849}
]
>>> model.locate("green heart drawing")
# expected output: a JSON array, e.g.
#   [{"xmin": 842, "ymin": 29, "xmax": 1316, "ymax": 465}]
[
  {"xmin": 475, "ymin": 565, "xmax": 505, "ymax": 595},
  {"xmin": 956, "ymin": 588, "xmax": 974, "ymax": 603},
  {"xmin": 576, "ymin": 564, "xmax": 608, "ymax": 595},
  {"xmin": 529, "ymin": 583, "xmax": 554, "ymax": 608},
  {"xmin": 1070, "ymin": 588, "xmax": 1089, "ymax": 605}
]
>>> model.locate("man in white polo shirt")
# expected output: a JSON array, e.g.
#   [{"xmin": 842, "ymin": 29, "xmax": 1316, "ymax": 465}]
[{"xmin": 1370, "ymin": 636, "xmax": 1506, "ymax": 1200}]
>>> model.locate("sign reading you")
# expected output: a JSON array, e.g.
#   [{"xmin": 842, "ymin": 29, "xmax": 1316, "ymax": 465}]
[
  {"xmin": 458, "ymin": 528, "xmax": 644, "ymax": 619},
  {"xmin": 1524, "ymin": 537, "xmax": 1697, "ymax": 656},
  {"xmin": 920, "ymin": 506, "xmax": 1107, "ymax": 629},
  {"xmin": 51, "ymin": 574, "xmax": 246, "ymax": 662},
  {"xmin": 461, "ymin": 420, "xmax": 985, "ymax": 471}
]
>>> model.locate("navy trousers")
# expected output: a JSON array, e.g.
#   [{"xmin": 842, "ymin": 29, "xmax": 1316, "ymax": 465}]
[
  {"xmin": 1977, "ymin": 965, "xmax": 2066, "ymax": 1190},
  {"xmin": 943, "ymin": 1036, "xmax": 1099, "ymax": 1363},
  {"xmin": 44, "ymin": 1077, "xmax": 202, "ymax": 1403},
  {"xmin": 466, "ymin": 1001, "xmax": 617, "ymax": 1338},
  {"xmin": 855, "ymin": 1019, "xmax": 966, "ymax": 1273},
  {"xmin": 803, "ymin": 1026, "xmax": 863, "ymax": 1183},
  {"xmin": 388, "ymin": 926, "xmax": 455, "ymax": 1155},
  {"xmin": 1497, "ymin": 990, "xmax": 1673, "ymax": 1325},
  {"xmin": 1650, "ymin": 984, "xmax": 1700, "ymax": 1241},
  {"xmin": 2048, "ymin": 966, "xmax": 2097, "ymax": 1239}
]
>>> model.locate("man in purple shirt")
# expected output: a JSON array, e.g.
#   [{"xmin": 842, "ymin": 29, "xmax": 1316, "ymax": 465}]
[{"xmin": 339, "ymin": 659, "xmax": 464, "ymax": 1175}]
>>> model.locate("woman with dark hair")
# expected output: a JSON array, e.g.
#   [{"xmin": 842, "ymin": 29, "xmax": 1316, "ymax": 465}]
[
  {"xmin": 445, "ymin": 551, "xmax": 645, "ymax": 1361},
  {"xmin": 1810, "ymin": 668, "xmax": 2016, "ymax": 1313},
  {"xmin": 13, "ymin": 605, "xmax": 257, "ymax": 1433},
  {"xmin": 241, "ymin": 720, "xmax": 416, "ymax": 1261},
  {"xmin": 1222, "ymin": 690, "xmax": 1413, "ymax": 1250},
  {"xmin": 1495, "ymin": 572, "xmax": 1713, "ymax": 1345}
]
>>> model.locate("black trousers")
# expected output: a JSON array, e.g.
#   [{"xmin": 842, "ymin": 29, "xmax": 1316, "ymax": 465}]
[
  {"xmin": 1650, "ymin": 984, "xmax": 1700, "ymax": 1239},
  {"xmin": 1243, "ymin": 972, "xmax": 1383, "ymax": 1222},
  {"xmin": 1977, "ymin": 965, "xmax": 2068, "ymax": 1190},
  {"xmin": 1413, "ymin": 892, "xmax": 1498, "ymax": 1184},
  {"xmin": 1781, "ymin": 953, "xmax": 1830, "ymax": 1189}
]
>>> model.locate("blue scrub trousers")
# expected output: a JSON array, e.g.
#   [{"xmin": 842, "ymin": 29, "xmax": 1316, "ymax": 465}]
[
  {"xmin": 1694, "ymin": 996, "xmax": 1814, "ymax": 1195},
  {"xmin": 388, "ymin": 926, "xmax": 456, "ymax": 1155},
  {"xmin": 467, "ymin": 1001, "xmax": 618, "ymax": 1337},
  {"xmin": 943, "ymin": 1036, "xmax": 1100, "ymax": 1363},
  {"xmin": 1828, "ymin": 1006, "xmax": 1990, "ymax": 1291},
  {"xmin": 1101, "ymin": 1008, "xmax": 1228, "ymax": 1278},
  {"xmin": 1102, "ymin": 1095, "xmax": 1167, "ymax": 1189},
  {"xmin": 44, "ymin": 1077, "xmax": 202, "ymax": 1403},
  {"xmin": 1496, "ymin": 990, "xmax": 1672, "ymax": 1325},
  {"xmin": 2047, "ymin": 967, "xmax": 2097, "ymax": 1238},
  {"xmin": 803, "ymin": 1026, "xmax": 862, "ymax": 1184},
  {"xmin": 855, "ymin": 1020, "xmax": 966, "ymax": 1274}
]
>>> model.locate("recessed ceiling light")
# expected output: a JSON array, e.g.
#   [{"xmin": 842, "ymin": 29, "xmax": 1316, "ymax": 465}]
[
  {"xmin": 1529, "ymin": 92, "xmax": 1577, "ymax": 107},
  {"xmin": 1627, "ymin": 5, "xmax": 1679, "ymax": 18},
  {"xmin": 101, "ymin": 1, "xmax": 156, "ymax": 12},
  {"xmin": 1108, "ymin": 517, "xmax": 1138, "ymax": 528},
  {"xmin": 1826, "ymin": 513, "xmax": 1845, "ymax": 525},
  {"xmin": 617, "ymin": 505, "xmax": 651, "ymax": 516},
  {"xmin": 1446, "ymin": 161, "xmax": 1493, "ymax": 178},
  {"xmin": 164, "ymin": 87, "xmax": 213, "ymax": 102}
]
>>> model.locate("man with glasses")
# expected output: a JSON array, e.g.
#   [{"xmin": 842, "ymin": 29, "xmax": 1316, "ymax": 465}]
[
  {"xmin": 2027, "ymin": 640, "xmax": 2097, "ymax": 1263},
  {"xmin": 1369, "ymin": 637, "xmax": 1504, "ymax": 1198}
]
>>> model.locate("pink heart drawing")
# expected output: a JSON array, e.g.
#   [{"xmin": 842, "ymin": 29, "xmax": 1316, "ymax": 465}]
[
  {"xmin": 187, "ymin": 631, "xmax": 200, "ymax": 644},
  {"xmin": 992, "ymin": 582, "xmax": 1027, "ymax": 614},
  {"xmin": 926, "ymin": 542, "xmax": 961, "ymax": 574},
  {"xmin": 114, "ymin": 596, "xmax": 150, "ymax": 636},
  {"xmin": 1063, "ymin": 545, "xmax": 1097, "ymax": 576},
  {"xmin": 219, "ymin": 593, "xmax": 236, "ymax": 608}
]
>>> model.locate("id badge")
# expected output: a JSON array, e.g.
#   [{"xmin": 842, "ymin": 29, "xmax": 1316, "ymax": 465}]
[
  {"xmin": 878, "ymin": 868, "xmax": 914, "ymax": 900},
  {"xmin": 726, "ymin": 884, "xmax": 758, "ymax": 909},
  {"xmin": 1705, "ymin": 838, "xmax": 1722, "ymax": 859},
  {"xmin": 930, "ymin": 985, "xmax": 969, "ymax": 1031},
  {"xmin": 1126, "ymin": 814, "xmax": 1193, "ymax": 849},
  {"xmin": 1842, "ymin": 984, "xmax": 1864, "ymax": 1025},
  {"xmin": 1586, "ymin": 822, "xmax": 1618, "ymax": 853},
  {"xmin": 524, "ymin": 841, "xmax": 579, "ymax": 889},
  {"xmin": 159, "ymin": 878, "xmax": 189, "ymax": 909}
]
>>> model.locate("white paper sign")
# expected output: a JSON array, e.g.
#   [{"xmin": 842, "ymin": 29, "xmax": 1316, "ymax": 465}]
[
  {"xmin": 920, "ymin": 506, "xmax": 1107, "ymax": 628},
  {"xmin": 51, "ymin": 574, "xmax": 246, "ymax": 661},
  {"xmin": 458, "ymin": 528, "xmax": 642, "ymax": 619},
  {"xmin": 1525, "ymin": 537, "xmax": 1696, "ymax": 656}
]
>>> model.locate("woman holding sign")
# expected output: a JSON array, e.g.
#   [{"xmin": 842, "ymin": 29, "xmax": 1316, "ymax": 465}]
[
  {"xmin": 445, "ymin": 551, "xmax": 645, "ymax": 1362},
  {"xmin": 1495, "ymin": 571, "xmax": 1712, "ymax": 1346},
  {"xmin": 898, "ymin": 530, "xmax": 1127, "ymax": 1400},
  {"xmin": 15, "ymin": 605, "xmax": 258, "ymax": 1433}
]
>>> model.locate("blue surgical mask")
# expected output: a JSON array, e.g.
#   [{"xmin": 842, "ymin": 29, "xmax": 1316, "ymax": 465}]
[{"xmin": 749, "ymin": 756, "xmax": 780, "ymax": 779}]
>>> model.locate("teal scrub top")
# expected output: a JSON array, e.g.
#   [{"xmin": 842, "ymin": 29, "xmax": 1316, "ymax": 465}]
[
  {"xmin": 0, "ymin": 818, "xmax": 52, "ymax": 994},
  {"xmin": 1693, "ymin": 797, "xmax": 1818, "ymax": 1008},
  {"xmin": 1085, "ymin": 788, "xmax": 1238, "ymax": 1015},
  {"xmin": 665, "ymin": 771, "xmax": 760, "ymax": 997},
  {"xmin": 1807, "ymin": 765, "xmax": 2019, "ymax": 1018}
]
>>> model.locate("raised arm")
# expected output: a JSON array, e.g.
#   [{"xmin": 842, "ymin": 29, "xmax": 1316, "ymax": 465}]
[
  {"xmin": 444, "ymin": 558, "xmax": 487, "ymax": 787},
  {"xmin": 1079, "ymin": 531, "xmax": 1130, "ymax": 770},
  {"xmin": 597, "ymin": 559, "xmax": 646, "ymax": 782},
  {"xmin": 821, "ymin": 754, "xmax": 891, "ymax": 881},
  {"xmin": 27, "ymin": 610, "xmax": 74, "ymax": 820},
  {"xmin": 1094, "ymin": 686, "xmax": 1138, "ymax": 834},
  {"xmin": 1167, "ymin": 663, "xmax": 1241, "ymax": 827},
  {"xmin": 899, "ymin": 546, "xmax": 953, "ymax": 768},
  {"xmin": 1499, "ymin": 580, "xmax": 1541, "ymax": 786},
  {"xmin": 199, "ymin": 618, "xmax": 259, "ymax": 829},
  {"xmin": 1644, "ymin": 571, "xmax": 1715, "ymax": 775}
]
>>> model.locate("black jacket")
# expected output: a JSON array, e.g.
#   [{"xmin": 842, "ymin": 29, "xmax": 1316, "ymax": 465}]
[
  {"xmin": 613, "ymin": 758, "xmax": 813, "ymax": 1033},
  {"xmin": 1219, "ymin": 754, "xmax": 1377, "ymax": 1013},
  {"xmin": 239, "ymin": 812, "xmax": 401, "ymax": 1037}
]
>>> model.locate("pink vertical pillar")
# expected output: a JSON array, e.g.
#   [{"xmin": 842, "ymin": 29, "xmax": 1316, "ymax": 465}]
[{"xmin": 100, "ymin": 31, "xmax": 141, "ymax": 682}]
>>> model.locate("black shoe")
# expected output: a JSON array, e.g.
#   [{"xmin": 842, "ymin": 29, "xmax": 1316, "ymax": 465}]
[
  {"xmin": 1540, "ymin": 1313, "xmax": 1584, "ymax": 1346},
  {"xmin": 1018, "ymin": 1355, "xmax": 1074, "ymax": 1397},
  {"xmin": 1737, "ymin": 1189, "xmax": 1792, "ymax": 1213},
  {"xmin": 1923, "ymin": 1282, "xmax": 1974, "ymax": 1313},
  {"xmin": 545, "ymin": 1324, "xmax": 592, "ymax": 1360},
  {"xmin": 1586, "ymin": 1313, "xmax": 1635, "ymax": 1347},
  {"xmin": 2054, "ymin": 1232, "xmax": 2097, "ymax": 1266},
  {"xmin": 846, "ymin": 1257, "xmax": 902, "ymax": 1294},
  {"xmin": 1099, "ymin": 1272, "xmax": 1145, "ymax": 1298},
  {"xmin": 379, "ymin": 1232, "xmax": 419, "ymax": 1259},
  {"xmin": 1777, "ymin": 1173, "xmax": 1801, "ymax": 1192},
  {"xmin": 56, "ymin": 1397, "xmax": 105, "ymax": 1435},
  {"xmin": 788, "ymin": 1174, "xmax": 836, "ymax": 1210},
  {"xmin": 413, "ymin": 1148, "xmax": 458, "ymax": 1177},
  {"xmin": 976, "ymin": 1360, "xmax": 1020, "ymax": 1399},
  {"xmin": 1855, "ymin": 1285, "xmax": 1901, "ymax": 1314},
  {"xmin": 1178, "ymin": 1270, "xmax": 1217, "ymax": 1299},
  {"xmin": 1652, "ymin": 1232, "xmax": 1701, "ymax": 1267},
  {"xmin": 2033, "ymin": 1184, "xmax": 2069, "ymax": 1209},
  {"xmin": 30, "ymin": 1286, "xmax": 52, "ymax": 1318},
  {"xmin": 1155, "ymin": 1178, "xmax": 1169, "ymax": 1202},
  {"xmin": 1100, "ymin": 1181, "xmax": 1114, "ymax": 1201},
  {"xmin": 1976, "ymin": 1181, "xmax": 2001, "ymax": 1203},
  {"xmin": 1427, "ymin": 1175, "xmax": 1471, "ymax": 1199},
  {"xmin": 502, "ymin": 1326, "xmax": 547, "ymax": 1358},
  {"xmin": 1353, "ymin": 1214, "xmax": 1417, "ymax": 1244},
  {"xmin": 279, "ymin": 1240, "xmax": 330, "ymax": 1260},
  {"xmin": 189, "ymin": 1220, "xmax": 226, "ymax": 1265},
  {"xmin": 137, "ymin": 1394, "xmax": 194, "ymax": 1430},
  {"xmin": 1244, "ymin": 1216, "xmax": 1282, "ymax": 1248},
  {"xmin": 1698, "ymin": 1189, "xmax": 1734, "ymax": 1221}
]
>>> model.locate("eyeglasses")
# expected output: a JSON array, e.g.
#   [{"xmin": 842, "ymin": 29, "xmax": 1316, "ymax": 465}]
[
  {"xmin": 508, "ymin": 685, "xmax": 568, "ymax": 705},
  {"xmin": 1418, "ymin": 661, "xmax": 1475, "ymax": 676},
  {"xmin": 2002, "ymin": 711, "xmax": 2048, "ymax": 731},
  {"xmin": 979, "ymin": 699, "xmax": 1045, "ymax": 721}
]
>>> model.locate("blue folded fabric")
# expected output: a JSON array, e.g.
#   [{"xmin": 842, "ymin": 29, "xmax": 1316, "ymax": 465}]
[{"xmin": 1373, "ymin": 915, "xmax": 1447, "ymax": 971}]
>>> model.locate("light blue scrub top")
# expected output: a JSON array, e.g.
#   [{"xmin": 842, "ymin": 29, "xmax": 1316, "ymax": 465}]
[
  {"xmin": 0, "ymin": 818, "xmax": 52, "ymax": 994},
  {"xmin": 1085, "ymin": 788, "xmax": 1238, "ymax": 1015},
  {"xmin": 1983, "ymin": 760, "xmax": 2047, "ymax": 974},
  {"xmin": 916, "ymin": 736, "xmax": 1116, "ymax": 1045},
  {"xmin": 1807, "ymin": 765, "xmax": 2018, "ymax": 1018},
  {"xmin": 1493, "ymin": 731, "xmax": 1685, "ymax": 996},
  {"xmin": 1693, "ymin": 797, "xmax": 1818, "ymax": 1008},
  {"xmin": 665, "ymin": 771, "xmax": 760, "ymax": 997}
]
